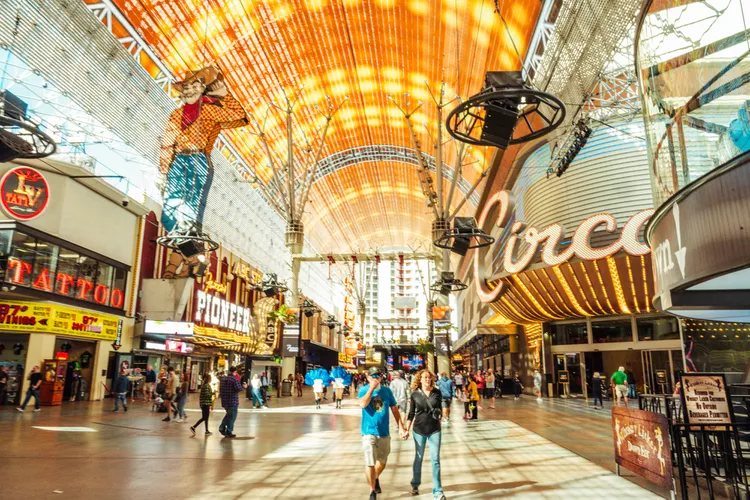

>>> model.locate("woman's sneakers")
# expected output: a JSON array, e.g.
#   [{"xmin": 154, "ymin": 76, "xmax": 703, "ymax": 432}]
[
  {"xmin": 375, "ymin": 479, "xmax": 381, "ymax": 493},
  {"xmin": 190, "ymin": 426, "xmax": 196, "ymax": 436},
  {"xmin": 411, "ymin": 487, "xmax": 419, "ymax": 495}
]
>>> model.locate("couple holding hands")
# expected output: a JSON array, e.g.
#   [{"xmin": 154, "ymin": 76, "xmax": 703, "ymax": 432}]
[{"xmin": 359, "ymin": 367, "xmax": 446, "ymax": 500}]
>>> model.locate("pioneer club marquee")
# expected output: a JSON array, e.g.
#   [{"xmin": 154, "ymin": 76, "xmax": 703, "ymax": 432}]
[{"xmin": 475, "ymin": 190, "xmax": 654, "ymax": 303}]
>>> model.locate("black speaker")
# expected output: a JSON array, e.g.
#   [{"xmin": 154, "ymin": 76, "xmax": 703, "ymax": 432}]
[
  {"xmin": 0, "ymin": 128, "xmax": 32, "ymax": 162},
  {"xmin": 451, "ymin": 217, "xmax": 476, "ymax": 256},
  {"xmin": 304, "ymin": 310, "xmax": 314, "ymax": 318},
  {"xmin": 264, "ymin": 287, "xmax": 277, "ymax": 297},
  {"xmin": 177, "ymin": 239, "xmax": 202, "ymax": 257},
  {"xmin": 480, "ymin": 72, "xmax": 523, "ymax": 149},
  {"xmin": 1, "ymin": 90, "xmax": 28, "ymax": 121}
]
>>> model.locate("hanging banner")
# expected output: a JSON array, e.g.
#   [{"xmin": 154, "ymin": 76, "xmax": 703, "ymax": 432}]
[
  {"xmin": 282, "ymin": 325, "xmax": 299, "ymax": 357},
  {"xmin": 434, "ymin": 334, "xmax": 449, "ymax": 356},
  {"xmin": 612, "ymin": 407, "xmax": 673, "ymax": 489},
  {"xmin": 0, "ymin": 300, "xmax": 120, "ymax": 341},
  {"xmin": 680, "ymin": 373, "xmax": 732, "ymax": 427}
]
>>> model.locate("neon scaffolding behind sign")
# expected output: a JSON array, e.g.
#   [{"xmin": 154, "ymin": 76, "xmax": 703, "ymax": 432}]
[{"xmin": 474, "ymin": 190, "xmax": 654, "ymax": 303}]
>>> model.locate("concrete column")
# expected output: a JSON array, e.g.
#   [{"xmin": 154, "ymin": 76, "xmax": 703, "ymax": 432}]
[
  {"xmin": 435, "ymin": 247, "xmax": 451, "ymax": 375},
  {"xmin": 21, "ymin": 333, "xmax": 56, "ymax": 394},
  {"xmin": 91, "ymin": 341, "xmax": 114, "ymax": 401}
]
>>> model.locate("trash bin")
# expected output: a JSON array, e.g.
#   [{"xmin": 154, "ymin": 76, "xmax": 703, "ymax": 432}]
[{"xmin": 281, "ymin": 379, "xmax": 292, "ymax": 397}]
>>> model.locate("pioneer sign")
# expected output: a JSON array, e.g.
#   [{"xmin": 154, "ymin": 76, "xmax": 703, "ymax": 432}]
[
  {"xmin": 474, "ymin": 190, "xmax": 653, "ymax": 303},
  {"xmin": 612, "ymin": 406, "xmax": 673, "ymax": 489}
]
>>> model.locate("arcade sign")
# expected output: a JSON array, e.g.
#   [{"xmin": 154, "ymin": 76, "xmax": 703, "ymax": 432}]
[
  {"xmin": 0, "ymin": 166, "xmax": 50, "ymax": 220},
  {"xmin": 194, "ymin": 290, "xmax": 251, "ymax": 334},
  {"xmin": 474, "ymin": 190, "xmax": 654, "ymax": 303}
]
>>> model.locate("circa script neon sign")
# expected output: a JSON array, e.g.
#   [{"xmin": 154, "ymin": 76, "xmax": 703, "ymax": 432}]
[{"xmin": 474, "ymin": 190, "xmax": 654, "ymax": 303}]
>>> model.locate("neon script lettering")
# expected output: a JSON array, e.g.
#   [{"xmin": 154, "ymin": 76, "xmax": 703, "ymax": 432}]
[{"xmin": 474, "ymin": 190, "xmax": 654, "ymax": 303}]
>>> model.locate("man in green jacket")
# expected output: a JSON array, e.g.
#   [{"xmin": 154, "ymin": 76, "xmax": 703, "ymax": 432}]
[{"xmin": 611, "ymin": 366, "xmax": 629, "ymax": 407}]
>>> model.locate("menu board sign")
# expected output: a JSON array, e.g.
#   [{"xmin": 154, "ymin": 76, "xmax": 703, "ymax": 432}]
[
  {"xmin": 612, "ymin": 407, "xmax": 673, "ymax": 489},
  {"xmin": 680, "ymin": 373, "xmax": 733, "ymax": 427},
  {"xmin": 558, "ymin": 370, "xmax": 569, "ymax": 383},
  {"xmin": 0, "ymin": 300, "xmax": 120, "ymax": 341}
]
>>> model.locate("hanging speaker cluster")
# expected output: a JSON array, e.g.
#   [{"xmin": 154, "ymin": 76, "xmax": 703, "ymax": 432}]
[
  {"xmin": 0, "ymin": 90, "xmax": 56, "ymax": 163},
  {"xmin": 430, "ymin": 271, "xmax": 468, "ymax": 295},
  {"xmin": 433, "ymin": 217, "xmax": 495, "ymax": 255},
  {"xmin": 446, "ymin": 71, "xmax": 565, "ymax": 149}
]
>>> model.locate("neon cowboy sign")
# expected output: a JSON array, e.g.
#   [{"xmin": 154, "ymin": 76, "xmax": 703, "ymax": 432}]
[{"xmin": 474, "ymin": 190, "xmax": 654, "ymax": 303}]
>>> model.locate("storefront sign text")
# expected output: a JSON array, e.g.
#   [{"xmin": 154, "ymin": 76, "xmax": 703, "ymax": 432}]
[
  {"xmin": 680, "ymin": 373, "xmax": 732, "ymax": 427},
  {"xmin": 474, "ymin": 190, "xmax": 654, "ymax": 303},
  {"xmin": 612, "ymin": 407, "xmax": 673, "ymax": 488},
  {"xmin": 0, "ymin": 167, "xmax": 50, "ymax": 220},
  {"xmin": 0, "ymin": 300, "xmax": 120, "ymax": 341},
  {"xmin": 195, "ymin": 290, "xmax": 250, "ymax": 334},
  {"xmin": 6, "ymin": 257, "xmax": 125, "ymax": 309}
]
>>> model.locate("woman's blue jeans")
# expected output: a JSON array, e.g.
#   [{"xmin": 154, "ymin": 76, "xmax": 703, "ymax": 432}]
[
  {"xmin": 252, "ymin": 388, "xmax": 263, "ymax": 408},
  {"xmin": 411, "ymin": 430, "xmax": 443, "ymax": 495}
]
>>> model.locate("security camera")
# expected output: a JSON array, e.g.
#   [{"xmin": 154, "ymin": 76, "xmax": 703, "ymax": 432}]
[{"xmin": 121, "ymin": 196, "xmax": 129, "ymax": 207}]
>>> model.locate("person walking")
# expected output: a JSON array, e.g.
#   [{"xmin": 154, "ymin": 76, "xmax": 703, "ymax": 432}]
[
  {"xmin": 533, "ymin": 369, "xmax": 544, "ymax": 403},
  {"xmin": 333, "ymin": 375, "xmax": 346, "ymax": 409},
  {"xmin": 512, "ymin": 372, "xmax": 523, "ymax": 400},
  {"xmin": 142, "ymin": 365, "xmax": 156, "ymax": 401},
  {"xmin": 250, "ymin": 374, "xmax": 266, "ymax": 409},
  {"xmin": 485, "ymin": 371, "xmax": 496, "ymax": 409},
  {"xmin": 404, "ymin": 370, "xmax": 445, "ymax": 499},
  {"xmin": 611, "ymin": 366, "xmax": 629, "ymax": 407},
  {"xmin": 176, "ymin": 371, "xmax": 189, "ymax": 422},
  {"xmin": 191, "ymin": 372, "xmax": 215, "ymax": 436},
  {"xmin": 260, "ymin": 371, "xmax": 269, "ymax": 406},
  {"xmin": 313, "ymin": 376, "xmax": 325, "ymax": 409},
  {"xmin": 359, "ymin": 366, "xmax": 405, "ymax": 500},
  {"xmin": 474, "ymin": 371, "xmax": 485, "ymax": 409},
  {"xmin": 112, "ymin": 369, "xmax": 129, "ymax": 412},
  {"xmin": 16, "ymin": 365, "xmax": 42, "ymax": 413},
  {"xmin": 454, "ymin": 371, "xmax": 464, "ymax": 395},
  {"xmin": 436, "ymin": 372, "xmax": 455, "ymax": 423},
  {"xmin": 296, "ymin": 373, "xmax": 304, "ymax": 397},
  {"xmin": 495, "ymin": 370, "xmax": 504, "ymax": 398},
  {"xmin": 389, "ymin": 370, "xmax": 409, "ymax": 427},
  {"xmin": 463, "ymin": 376, "xmax": 479, "ymax": 420},
  {"xmin": 162, "ymin": 367, "xmax": 179, "ymax": 422},
  {"xmin": 218, "ymin": 366, "xmax": 246, "ymax": 438},
  {"xmin": 592, "ymin": 372, "xmax": 604, "ymax": 409},
  {"xmin": 0, "ymin": 366, "xmax": 9, "ymax": 405},
  {"xmin": 626, "ymin": 368, "xmax": 637, "ymax": 399}
]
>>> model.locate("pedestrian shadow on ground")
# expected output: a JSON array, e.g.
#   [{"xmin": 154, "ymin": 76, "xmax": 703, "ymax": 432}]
[{"xmin": 392, "ymin": 480, "xmax": 537, "ymax": 498}]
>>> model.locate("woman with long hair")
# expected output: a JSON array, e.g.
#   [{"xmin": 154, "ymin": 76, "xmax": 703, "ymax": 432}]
[
  {"xmin": 403, "ymin": 370, "xmax": 445, "ymax": 499},
  {"xmin": 190, "ymin": 372, "xmax": 215, "ymax": 436},
  {"xmin": 463, "ymin": 375, "xmax": 479, "ymax": 420}
]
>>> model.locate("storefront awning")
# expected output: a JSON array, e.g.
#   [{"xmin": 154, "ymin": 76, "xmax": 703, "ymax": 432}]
[{"xmin": 251, "ymin": 360, "xmax": 281, "ymax": 367}]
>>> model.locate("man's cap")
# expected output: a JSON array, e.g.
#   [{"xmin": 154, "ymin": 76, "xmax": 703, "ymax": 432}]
[{"xmin": 368, "ymin": 367, "xmax": 383, "ymax": 376}]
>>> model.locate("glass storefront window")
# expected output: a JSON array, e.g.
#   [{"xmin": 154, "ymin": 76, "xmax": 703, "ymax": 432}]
[
  {"xmin": 637, "ymin": 316, "xmax": 680, "ymax": 341},
  {"xmin": 7, "ymin": 232, "xmax": 36, "ymax": 287},
  {"xmin": 55, "ymin": 247, "xmax": 80, "ymax": 298},
  {"xmin": 636, "ymin": 0, "xmax": 750, "ymax": 205},
  {"xmin": 0, "ymin": 228, "xmax": 127, "ymax": 309},
  {"xmin": 592, "ymin": 320, "xmax": 633, "ymax": 343},
  {"xmin": 551, "ymin": 323, "xmax": 587, "ymax": 345}
]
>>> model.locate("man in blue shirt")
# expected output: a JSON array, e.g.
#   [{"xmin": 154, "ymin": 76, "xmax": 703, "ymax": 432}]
[
  {"xmin": 436, "ymin": 372, "xmax": 455, "ymax": 423},
  {"xmin": 218, "ymin": 366, "xmax": 246, "ymax": 438},
  {"xmin": 359, "ymin": 366, "xmax": 405, "ymax": 500}
]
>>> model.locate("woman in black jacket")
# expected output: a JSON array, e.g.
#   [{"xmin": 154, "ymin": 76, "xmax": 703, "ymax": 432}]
[{"xmin": 404, "ymin": 370, "xmax": 445, "ymax": 499}]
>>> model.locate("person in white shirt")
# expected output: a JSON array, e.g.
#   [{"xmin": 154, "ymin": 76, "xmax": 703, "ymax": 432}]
[
  {"xmin": 250, "ymin": 374, "xmax": 266, "ymax": 409},
  {"xmin": 454, "ymin": 372, "xmax": 464, "ymax": 394},
  {"xmin": 333, "ymin": 377, "xmax": 345, "ymax": 409},
  {"xmin": 389, "ymin": 370, "xmax": 409, "ymax": 428},
  {"xmin": 313, "ymin": 378, "xmax": 324, "ymax": 409}
]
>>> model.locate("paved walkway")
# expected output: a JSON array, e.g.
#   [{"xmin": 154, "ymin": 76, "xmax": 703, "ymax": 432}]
[{"xmin": 0, "ymin": 391, "xmax": 667, "ymax": 499}]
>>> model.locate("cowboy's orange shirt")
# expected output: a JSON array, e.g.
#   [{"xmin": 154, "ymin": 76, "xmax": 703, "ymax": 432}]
[{"xmin": 160, "ymin": 92, "xmax": 247, "ymax": 174}]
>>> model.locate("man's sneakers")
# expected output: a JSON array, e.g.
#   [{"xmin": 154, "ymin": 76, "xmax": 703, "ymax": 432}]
[
  {"xmin": 411, "ymin": 486, "xmax": 419, "ymax": 495},
  {"xmin": 15, "ymin": 407, "xmax": 24, "ymax": 412},
  {"xmin": 162, "ymin": 416, "xmax": 171, "ymax": 422},
  {"xmin": 205, "ymin": 431, "xmax": 213, "ymax": 436},
  {"xmin": 434, "ymin": 494, "xmax": 447, "ymax": 500},
  {"xmin": 375, "ymin": 479, "xmax": 381, "ymax": 494},
  {"xmin": 369, "ymin": 491, "xmax": 377, "ymax": 500},
  {"xmin": 224, "ymin": 433, "xmax": 237, "ymax": 438},
  {"xmin": 33, "ymin": 408, "xmax": 41, "ymax": 412},
  {"xmin": 190, "ymin": 426, "xmax": 196, "ymax": 436},
  {"xmin": 536, "ymin": 397, "xmax": 544, "ymax": 403}
]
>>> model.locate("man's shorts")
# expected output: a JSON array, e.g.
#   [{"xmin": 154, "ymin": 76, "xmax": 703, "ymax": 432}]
[
  {"xmin": 397, "ymin": 400, "xmax": 407, "ymax": 415},
  {"xmin": 615, "ymin": 384, "xmax": 628, "ymax": 398},
  {"xmin": 144, "ymin": 382, "xmax": 154, "ymax": 392},
  {"xmin": 441, "ymin": 397, "xmax": 452, "ymax": 408},
  {"xmin": 362, "ymin": 435, "xmax": 391, "ymax": 467}
]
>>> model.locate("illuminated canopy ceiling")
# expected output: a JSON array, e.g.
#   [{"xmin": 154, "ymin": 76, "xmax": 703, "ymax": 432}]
[{"xmin": 110, "ymin": 0, "xmax": 542, "ymax": 251}]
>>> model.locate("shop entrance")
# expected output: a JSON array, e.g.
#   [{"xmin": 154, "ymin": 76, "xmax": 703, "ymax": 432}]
[
  {"xmin": 0, "ymin": 333, "xmax": 29, "ymax": 405},
  {"xmin": 641, "ymin": 349, "xmax": 683, "ymax": 395},
  {"xmin": 55, "ymin": 338, "xmax": 96, "ymax": 402},
  {"xmin": 554, "ymin": 353, "xmax": 584, "ymax": 397}
]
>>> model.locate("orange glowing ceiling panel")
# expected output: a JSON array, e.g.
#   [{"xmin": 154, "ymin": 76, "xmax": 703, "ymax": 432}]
[{"xmin": 113, "ymin": 0, "xmax": 541, "ymax": 249}]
